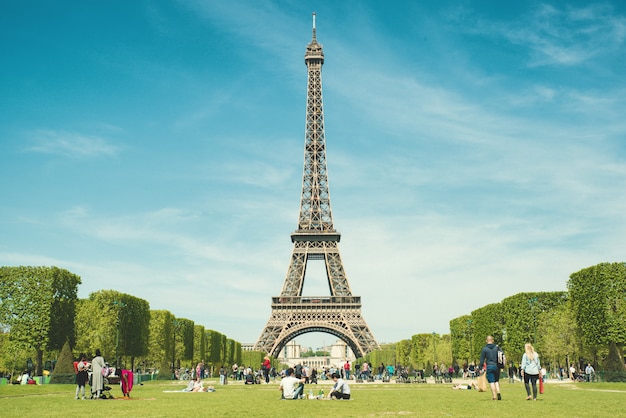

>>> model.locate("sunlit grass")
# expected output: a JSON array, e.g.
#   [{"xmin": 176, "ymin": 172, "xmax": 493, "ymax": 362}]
[{"xmin": 1, "ymin": 378, "xmax": 624, "ymax": 417}]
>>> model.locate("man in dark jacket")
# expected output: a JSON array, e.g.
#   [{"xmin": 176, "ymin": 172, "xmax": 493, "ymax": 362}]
[{"xmin": 479, "ymin": 335, "xmax": 502, "ymax": 400}]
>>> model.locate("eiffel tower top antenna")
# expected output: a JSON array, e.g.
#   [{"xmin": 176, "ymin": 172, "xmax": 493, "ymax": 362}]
[{"xmin": 312, "ymin": 12, "xmax": 316, "ymax": 40}]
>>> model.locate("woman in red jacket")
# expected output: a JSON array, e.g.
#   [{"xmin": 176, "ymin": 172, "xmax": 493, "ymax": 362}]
[{"xmin": 262, "ymin": 356, "xmax": 271, "ymax": 384}]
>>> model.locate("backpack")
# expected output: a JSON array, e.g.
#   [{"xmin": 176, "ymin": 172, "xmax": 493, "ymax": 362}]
[{"xmin": 496, "ymin": 346, "xmax": 506, "ymax": 369}]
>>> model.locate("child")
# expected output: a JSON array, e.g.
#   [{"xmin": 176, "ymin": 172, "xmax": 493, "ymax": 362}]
[{"xmin": 75, "ymin": 354, "xmax": 90, "ymax": 400}]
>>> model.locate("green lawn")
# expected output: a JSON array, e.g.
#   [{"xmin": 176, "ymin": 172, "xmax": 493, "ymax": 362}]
[{"xmin": 1, "ymin": 379, "xmax": 624, "ymax": 417}]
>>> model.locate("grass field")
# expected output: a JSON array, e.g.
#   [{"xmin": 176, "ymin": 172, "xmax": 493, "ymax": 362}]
[{"xmin": 1, "ymin": 378, "xmax": 625, "ymax": 417}]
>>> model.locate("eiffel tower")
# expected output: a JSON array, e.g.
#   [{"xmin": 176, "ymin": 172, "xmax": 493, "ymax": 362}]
[{"xmin": 254, "ymin": 14, "xmax": 379, "ymax": 358}]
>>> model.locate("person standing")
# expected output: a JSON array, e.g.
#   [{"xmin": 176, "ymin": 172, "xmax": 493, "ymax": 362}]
[
  {"xmin": 362, "ymin": 361, "xmax": 370, "ymax": 380},
  {"xmin": 508, "ymin": 363, "xmax": 517, "ymax": 384},
  {"xmin": 195, "ymin": 361, "xmax": 203, "ymax": 380},
  {"xmin": 386, "ymin": 363, "xmax": 395, "ymax": 380},
  {"xmin": 74, "ymin": 353, "xmax": 89, "ymax": 400},
  {"xmin": 377, "ymin": 363, "xmax": 385, "ymax": 380},
  {"xmin": 219, "ymin": 365, "xmax": 226, "ymax": 385},
  {"xmin": 91, "ymin": 349, "xmax": 106, "ymax": 399},
  {"xmin": 585, "ymin": 363, "xmax": 595, "ymax": 382},
  {"xmin": 520, "ymin": 342, "xmax": 541, "ymax": 401},
  {"xmin": 479, "ymin": 335, "xmax": 502, "ymax": 400},
  {"xmin": 262, "ymin": 356, "xmax": 271, "ymax": 384},
  {"xmin": 343, "ymin": 361, "xmax": 351, "ymax": 380}
]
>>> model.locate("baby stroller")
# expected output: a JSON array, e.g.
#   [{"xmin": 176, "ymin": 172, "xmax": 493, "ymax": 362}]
[
  {"xmin": 89, "ymin": 365, "xmax": 117, "ymax": 399},
  {"xmin": 100, "ymin": 365, "xmax": 119, "ymax": 399}
]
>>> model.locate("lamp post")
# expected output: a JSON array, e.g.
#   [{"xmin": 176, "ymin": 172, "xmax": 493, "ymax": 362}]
[
  {"xmin": 113, "ymin": 300, "xmax": 126, "ymax": 370},
  {"xmin": 528, "ymin": 297, "xmax": 538, "ymax": 344}
]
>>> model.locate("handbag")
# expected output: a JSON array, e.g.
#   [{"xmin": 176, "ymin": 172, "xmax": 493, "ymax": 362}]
[
  {"xmin": 539, "ymin": 375, "xmax": 544, "ymax": 394},
  {"xmin": 477, "ymin": 372, "xmax": 488, "ymax": 392}
]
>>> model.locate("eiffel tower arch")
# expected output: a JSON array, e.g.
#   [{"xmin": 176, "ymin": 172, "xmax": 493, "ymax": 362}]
[{"xmin": 254, "ymin": 14, "xmax": 379, "ymax": 358}]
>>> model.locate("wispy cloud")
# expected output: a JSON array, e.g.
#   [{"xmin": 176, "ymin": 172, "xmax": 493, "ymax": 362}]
[
  {"xmin": 452, "ymin": 3, "xmax": 626, "ymax": 67},
  {"xmin": 25, "ymin": 130, "xmax": 120, "ymax": 158}
]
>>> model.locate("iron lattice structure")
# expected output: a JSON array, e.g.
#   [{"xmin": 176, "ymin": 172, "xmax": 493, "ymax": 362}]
[{"xmin": 254, "ymin": 14, "xmax": 379, "ymax": 358}]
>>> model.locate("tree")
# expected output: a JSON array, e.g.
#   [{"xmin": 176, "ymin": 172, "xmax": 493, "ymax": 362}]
[
  {"xmin": 143, "ymin": 310, "xmax": 174, "ymax": 378},
  {"xmin": 539, "ymin": 302, "xmax": 579, "ymax": 368},
  {"xmin": 410, "ymin": 334, "xmax": 433, "ymax": 370},
  {"xmin": 241, "ymin": 350, "xmax": 263, "ymax": 370},
  {"xmin": 568, "ymin": 263, "xmax": 626, "ymax": 347},
  {"xmin": 500, "ymin": 291, "xmax": 568, "ymax": 360},
  {"xmin": 194, "ymin": 325, "xmax": 206, "ymax": 364},
  {"xmin": 226, "ymin": 339, "xmax": 236, "ymax": 366},
  {"xmin": 395, "ymin": 339, "xmax": 411, "ymax": 369},
  {"xmin": 177, "ymin": 318, "xmax": 195, "ymax": 366},
  {"xmin": 0, "ymin": 266, "xmax": 81, "ymax": 374},
  {"xmin": 206, "ymin": 330, "xmax": 223, "ymax": 366},
  {"xmin": 47, "ymin": 268, "xmax": 82, "ymax": 350},
  {"xmin": 74, "ymin": 290, "xmax": 150, "ymax": 368},
  {"xmin": 0, "ymin": 331, "xmax": 30, "ymax": 381},
  {"xmin": 450, "ymin": 315, "xmax": 472, "ymax": 364},
  {"xmin": 118, "ymin": 295, "xmax": 150, "ymax": 367},
  {"xmin": 470, "ymin": 303, "xmax": 504, "ymax": 361},
  {"xmin": 366, "ymin": 343, "xmax": 396, "ymax": 370}
]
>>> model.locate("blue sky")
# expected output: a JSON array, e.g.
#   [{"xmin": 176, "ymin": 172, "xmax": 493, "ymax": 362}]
[{"xmin": 1, "ymin": 1, "xmax": 625, "ymax": 349}]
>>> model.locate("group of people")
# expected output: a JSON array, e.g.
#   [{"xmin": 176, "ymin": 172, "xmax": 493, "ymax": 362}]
[
  {"xmin": 229, "ymin": 363, "xmax": 277, "ymax": 384},
  {"xmin": 73, "ymin": 349, "xmax": 133, "ymax": 400},
  {"xmin": 476, "ymin": 335, "xmax": 543, "ymax": 401},
  {"xmin": 279, "ymin": 367, "xmax": 350, "ymax": 400},
  {"xmin": 181, "ymin": 377, "xmax": 215, "ymax": 392}
]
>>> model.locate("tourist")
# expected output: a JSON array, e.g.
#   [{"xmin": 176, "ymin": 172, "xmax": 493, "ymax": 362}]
[
  {"xmin": 508, "ymin": 363, "xmax": 517, "ymax": 384},
  {"xmin": 520, "ymin": 343, "xmax": 541, "ymax": 401},
  {"xmin": 386, "ymin": 363, "xmax": 395, "ymax": 379},
  {"xmin": 279, "ymin": 368, "xmax": 305, "ymax": 400},
  {"xmin": 91, "ymin": 349, "xmax": 106, "ymax": 399},
  {"xmin": 262, "ymin": 356, "xmax": 271, "ymax": 384},
  {"xmin": 343, "ymin": 361, "xmax": 351, "ymax": 380},
  {"xmin": 478, "ymin": 336, "xmax": 502, "ymax": 400},
  {"xmin": 329, "ymin": 372, "xmax": 351, "ymax": 399},
  {"xmin": 452, "ymin": 382, "xmax": 478, "ymax": 390},
  {"xmin": 585, "ymin": 363, "xmax": 595, "ymax": 382},
  {"xmin": 219, "ymin": 365, "xmax": 227, "ymax": 385},
  {"xmin": 74, "ymin": 353, "xmax": 89, "ymax": 400},
  {"xmin": 120, "ymin": 369, "xmax": 133, "ymax": 398},
  {"xmin": 377, "ymin": 363, "xmax": 385, "ymax": 380}
]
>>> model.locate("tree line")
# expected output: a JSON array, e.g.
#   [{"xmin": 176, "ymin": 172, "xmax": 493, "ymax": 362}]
[
  {"xmin": 363, "ymin": 262, "xmax": 626, "ymax": 381},
  {"xmin": 0, "ymin": 266, "xmax": 253, "ymax": 379},
  {"xmin": 2, "ymin": 262, "xmax": 624, "ymax": 381}
]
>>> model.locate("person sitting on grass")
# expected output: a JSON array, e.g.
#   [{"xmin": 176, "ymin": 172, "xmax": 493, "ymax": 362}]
[
  {"xmin": 189, "ymin": 377, "xmax": 215, "ymax": 392},
  {"xmin": 329, "ymin": 372, "xmax": 351, "ymax": 400},
  {"xmin": 279, "ymin": 368, "xmax": 305, "ymax": 400}
]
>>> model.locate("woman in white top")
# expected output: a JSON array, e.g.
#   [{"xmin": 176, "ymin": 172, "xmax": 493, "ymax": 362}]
[{"xmin": 520, "ymin": 343, "xmax": 541, "ymax": 400}]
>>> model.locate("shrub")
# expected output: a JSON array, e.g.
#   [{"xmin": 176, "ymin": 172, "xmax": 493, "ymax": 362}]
[{"xmin": 50, "ymin": 341, "xmax": 75, "ymax": 384}]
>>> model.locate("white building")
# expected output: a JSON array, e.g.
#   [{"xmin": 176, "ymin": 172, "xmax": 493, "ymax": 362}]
[{"xmin": 277, "ymin": 339, "xmax": 356, "ymax": 369}]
